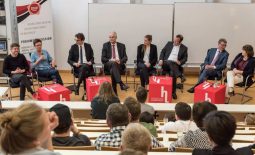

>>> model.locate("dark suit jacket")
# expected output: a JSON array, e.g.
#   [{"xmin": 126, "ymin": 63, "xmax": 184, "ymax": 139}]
[
  {"xmin": 236, "ymin": 144, "xmax": 255, "ymax": 155},
  {"xmin": 137, "ymin": 44, "xmax": 158, "ymax": 67},
  {"xmin": 203, "ymin": 48, "xmax": 229, "ymax": 71},
  {"xmin": 67, "ymin": 43, "xmax": 94, "ymax": 73},
  {"xmin": 68, "ymin": 43, "xmax": 94, "ymax": 66},
  {"xmin": 159, "ymin": 41, "xmax": 188, "ymax": 65},
  {"xmin": 230, "ymin": 53, "xmax": 255, "ymax": 85},
  {"xmin": 101, "ymin": 42, "xmax": 128, "ymax": 64},
  {"xmin": 192, "ymin": 145, "xmax": 240, "ymax": 155}
]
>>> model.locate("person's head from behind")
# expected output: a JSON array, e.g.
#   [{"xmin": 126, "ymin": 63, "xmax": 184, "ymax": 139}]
[
  {"xmin": 10, "ymin": 43, "xmax": 20, "ymax": 57},
  {"xmin": 106, "ymin": 103, "xmax": 129, "ymax": 128},
  {"xmin": 242, "ymin": 44, "xmax": 254, "ymax": 58},
  {"xmin": 124, "ymin": 97, "xmax": 141, "ymax": 122},
  {"xmin": 144, "ymin": 35, "xmax": 152, "ymax": 46},
  {"xmin": 119, "ymin": 149, "xmax": 145, "ymax": 155},
  {"xmin": 175, "ymin": 102, "xmax": 191, "ymax": 121},
  {"xmin": 204, "ymin": 111, "xmax": 236, "ymax": 146},
  {"xmin": 98, "ymin": 82, "xmax": 117, "ymax": 103},
  {"xmin": 121, "ymin": 123, "xmax": 151, "ymax": 154},
  {"xmin": 217, "ymin": 38, "xmax": 227, "ymax": 51},
  {"xmin": 109, "ymin": 31, "xmax": 117, "ymax": 44},
  {"xmin": 139, "ymin": 112, "xmax": 154, "ymax": 125},
  {"xmin": 245, "ymin": 114, "xmax": 255, "ymax": 125},
  {"xmin": 33, "ymin": 38, "xmax": 42, "ymax": 52},
  {"xmin": 193, "ymin": 101, "xmax": 217, "ymax": 128},
  {"xmin": 49, "ymin": 103, "xmax": 72, "ymax": 135},
  {"xmin": 0, "ymin": 103, "xmax": 54, "ymax": 154},
  {"xmin": 136, "ymin": 86, "xmax": 147, "ymax": 104},
  {"xmin": 173, "ymin": 34, "xmax": 183, "ymax": 46},
  {"xmin": 75, "ymin": 33, "xmax": 85, "ymax": 45}
]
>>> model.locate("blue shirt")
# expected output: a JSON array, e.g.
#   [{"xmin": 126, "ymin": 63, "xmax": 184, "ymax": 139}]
[{"xmin": 31, "ymin": 49, "xmax": 53, "ymax": 70}]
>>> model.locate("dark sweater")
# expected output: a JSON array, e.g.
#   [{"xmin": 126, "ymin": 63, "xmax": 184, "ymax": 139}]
[
  {"xmin": 3, "ymin": 53, "xmax": 29, "ymax": 76},
  {"xmin": 52, "ymin": 134, "xmax": 91, "ymax": 146},
  {"xmin": 193, "ymin": 145, "xmax": 241, "ymax": 155},
  {"xmin": 91, "ymin": 96, "xmax": 120, "ymax": 119}
]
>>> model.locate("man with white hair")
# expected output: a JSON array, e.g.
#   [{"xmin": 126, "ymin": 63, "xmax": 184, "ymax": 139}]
[{"xmin": 101, "ymin": 32, "xmax": 129, "ymax": 95}]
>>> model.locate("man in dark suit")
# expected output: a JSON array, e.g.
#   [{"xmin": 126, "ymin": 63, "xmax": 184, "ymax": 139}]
[
  {"xmin": 101, "ymin": 32, "xmax": 129, "ymax": 95},
  {"xmin": 187, "ymin": 38, "xmax": 229, "ymax": 93},
  {"xmin": 158, "ymin": 34, "xmax": 188, "ymax": 99},
  {"xmin": 137, "ymin": 35, "xmax": 158, "ymax": 88},
  {"xmin": 68, "ymin": 33, "xmax": 94, "ymax": 96}
]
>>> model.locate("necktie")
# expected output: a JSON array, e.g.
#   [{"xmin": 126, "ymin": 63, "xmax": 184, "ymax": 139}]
[
  {"xmin": 112, "ymin": 44, "xmax": 116, "ymax": 59},
  {"xmin": 211, "ymin": 51, "xmax": 219, "ymax": 65},
  {"xmin": 80, "ymin": 45, "xmax": 83, "ymax": 63}
]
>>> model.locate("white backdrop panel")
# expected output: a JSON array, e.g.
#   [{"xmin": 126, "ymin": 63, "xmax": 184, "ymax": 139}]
[
  {"xmin": 89, "ymin": 4, "xmax": 173, "ymax": 64},
  {"xmin": 174, "ymin": 3, "xmax": 255, "ymax": 65}
]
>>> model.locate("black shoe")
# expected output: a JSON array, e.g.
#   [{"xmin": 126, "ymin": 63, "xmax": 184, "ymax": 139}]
[
  {"xmin": 228, "ymin": 91, "xmax": 235, "ymax": 96},
  {"xmin": 120, "ymin": 83, "xmax": 129, "ymax": 91},
  {"xmin": 75, "ymin": 87, "xmax": 79, "ymax": 95},
  {"xmin": 187, "ymin": 87, "xmax": 195, "ymax": 93},
  {"xmin": 172, "ymin": 93, "xmax": 177, "ymax": 100}
]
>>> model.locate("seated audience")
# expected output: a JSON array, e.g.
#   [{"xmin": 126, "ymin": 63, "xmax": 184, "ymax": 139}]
[
  {"xmin": 136, "ymin": 34, "xmax": 158, "ymax": 88},
  {"xmin": 169, "ymin": 101, "xmax": 217, "ymax": 151},
  {"xmin": 161, "ymin": 102, "xmax": 197, "ymax": 133},
  {"xmin": 226, "ymin": 44, "xmax": 255, "ymax": 96},
  {"xmin": 123, "ymin": 97, "xmax": 164, "ymax": 148},
  {"xmin": 139, "ymin": 112, "xmax": 157, "ymax": 137},
  {"xmin": 188, "ymin": 38, "xmax": 229, "ymax": 93},
  {"xmin": 91, "ymin": 82, "xmax": 120, "ymax": 119},
  {"xmin": 121, "ymin": 123, "xmax": 152, "ymax": 155},
  {"xmin": 94, "ymin": 103, "xmax": 130, "ymax": 150},
  {"xmin": 3, "ymin": 43, "xmax": 36, "ymax": 100},
  {"xmin": 31, "ymin": 39, "xmax": 63, "ymax": 85},
  {"xmin": 50, "ymin": 104, "xmax": 91, "ymax": 146},
  {"xmin": 136, "ymin": 86, "xmax": 155, "ymax": 115},
  {"xmin": 0, "ymin": 103, "xmax": 60, "ymax": 155},
  {"xmin": 192, "ymin": 111, "xmax": 238, "ymax": 155}
]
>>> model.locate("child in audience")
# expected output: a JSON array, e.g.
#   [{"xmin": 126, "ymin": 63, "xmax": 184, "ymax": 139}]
[
  {"xmin": 139, "ymin": 112, "xmax": 157, "ymax": 137},
  {"xmin": 169, "ymin": 101, "xmax": 217, "ymax": 151},
  {"xmin": 0, "ymin": 103, "xmax": 60, "ymax": 155},
  {"xmin": 161, "ymin": 102, "xmax": 197, "ymax": 133},
  {"xmin": 136, "ymin": 86, "xmax": 155, "ymax": 115},
  {"xmin": 50, "ymin": 104, "xmax": 91, "ymax": 146}
]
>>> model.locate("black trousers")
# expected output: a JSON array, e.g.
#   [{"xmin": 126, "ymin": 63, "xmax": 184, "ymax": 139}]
[
  {"xmin": 104, "ymin": 61, "xmax": 123, "ymax": 95},
  {"xmin": 37, "ymin": 68, "xmax": 63, "ymax": 85},
  {"xmin": 137, "ymin": 62, "xmax": 151, "ymax": 87},
  {"xmin": 74, "ymin": 64, "xmax": 91, "ymax": 91},
  {"xmin": 11, "ymin": 74, "xmax": 34, "ymax": 100},
  {"xmin": 162, "ymin": 60, "xmax": 182, "ymax": 94}
]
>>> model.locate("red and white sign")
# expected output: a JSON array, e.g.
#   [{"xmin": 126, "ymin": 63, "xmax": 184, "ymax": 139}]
[
  {"xmin": 194, "ymin": 82, "xmax": 226, "ymax": 104},
  {"xmin": 16, "ymin": 0, "xmax": 55, "ymax": 58},
  {"xmin": 86, "ymin": 77, "xmax": 111, "ymax": 101},
  {"xmin": 148, "ymin": 76, "xmax": 172, "ymax": 103},
  {"xmin": 38, "ymin": 84, "xmax": 71, "ymax": 101}
]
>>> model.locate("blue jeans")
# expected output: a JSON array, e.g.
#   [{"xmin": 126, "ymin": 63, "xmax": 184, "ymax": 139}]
[{"xmin": 36, "ymin": 68, "xmax": 63, "ymax": 85}]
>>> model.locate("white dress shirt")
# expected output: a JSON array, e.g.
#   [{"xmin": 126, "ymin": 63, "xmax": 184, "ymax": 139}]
[
  {"xmin": 168, "ymin": 44, "xmax": 180, "ymax": 61},
  {"xmin": 111, "ymin": 43, "xmax": 119, "ymax": 60},
  {"xmin": 78, "ymin": 44, "xmax": 87, "ymax": 64},
  {"xmin": 160, "ymin": 120, "xmax": 198, "ymax": 133},
  {"xmin": 143, "ymin": 46, "xmax": 150, "ymax": 63}
]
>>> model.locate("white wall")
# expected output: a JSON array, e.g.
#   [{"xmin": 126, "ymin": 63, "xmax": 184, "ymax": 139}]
[{"xmin": 51, "ymin": 0, "xmax": 90, "ymax": 70}]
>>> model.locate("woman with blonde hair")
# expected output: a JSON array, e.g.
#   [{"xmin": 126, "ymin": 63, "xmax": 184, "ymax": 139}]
[
  {"xmin": 91, "ymin": 81, "xmax": 120, "ymax": 119},
  {"xmin": 0, "ymin": 103, "xmax": 60, "ymax": 155}
]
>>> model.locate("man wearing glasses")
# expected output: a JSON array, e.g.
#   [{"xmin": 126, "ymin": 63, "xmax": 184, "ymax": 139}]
[
  {"xmin": 187, "ymin": 38, "xmax": 229, "ymax": 93},
  {"xmin": 68, "ymin": 33, "xmax": 94, "ymax": 98}
]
